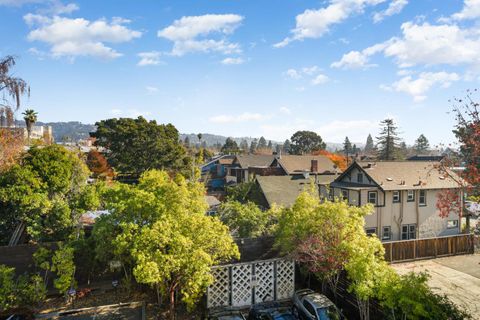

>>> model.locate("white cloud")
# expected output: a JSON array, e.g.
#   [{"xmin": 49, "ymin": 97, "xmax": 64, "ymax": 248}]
[
  {"xmin": 373, "ymin": 0, "xmax": 408, "ymax": 23},
  {"xmin": 302, "ymin": 65, "xmax": 319, "ymax": 75},
  {"xmin": 333, "ymin": 21, "xmax": 480, "ymax": 71},
  {"xmin": 111, "ymin": 108, "xmax": 152, "ymax": 117},
  {"xmin": 158, "ymin": 14, "xmax": 243, "ymax": 56},
  {"xmin": 221, "ymin": 57, "xmax": 244, "ymax": 65},
  {"xmin": 381, "ymin": 71, "xmax": 460, "ymax": 102},
  {"xmin": 25, "ymin": 15, "xmax": 142, "ymax": 59},
  {"xmin": 209, "ymin": 112, "xmax": 270, "ymax": 124},
  {"xmin": 311, "ymin": 74, "xmax": 330, "ymax": 85},
  {"xmin": 452, "ymin": 0, "xmax": 480, "ymax": 20},
  {"xmin": 137, "ymin": 51, "xmax": 162, "ymax": 66},
  {"xmin": 285, "ymin": 68, "xmax": 302, "ymax": 79},
  {"xmin": 146, "ymin": 86, "xmax": 159, "ymax": 93},
  {"xmin": 274, "ymin": 0, "xmax": 386, "ymax": 47},
  {"xmin": 279, "ymin": 106, "xmax": 292, "ymax": 115}
]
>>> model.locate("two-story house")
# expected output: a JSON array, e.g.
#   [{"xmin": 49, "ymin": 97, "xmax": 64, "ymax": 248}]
[{"xmin": 330, "ymin": 161, "xmax": 464, "ymax": 241}]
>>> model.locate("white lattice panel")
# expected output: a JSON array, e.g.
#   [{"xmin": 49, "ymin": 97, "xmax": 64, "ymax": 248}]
[
  {"xmin": 254, "ymin": 261, "xmax": 274, "ymax": 303},
  {"xmin": 275, "ymin": 260, "xmax": 295, "ymax": 300},
  {"xmin": 207, "ymin": 267, "xmax": 230, "ymax": 308},
  {"xmin": 231, "ymin": 264, "xmax": 252, "ymax": 307}
]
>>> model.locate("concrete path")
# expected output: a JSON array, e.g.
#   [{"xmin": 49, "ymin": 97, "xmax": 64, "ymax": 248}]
[{"xmin": 391, "ymin": 254, "xmax": 480, "ymax": 319}]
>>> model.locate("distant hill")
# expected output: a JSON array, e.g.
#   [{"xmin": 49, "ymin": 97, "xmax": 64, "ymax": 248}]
[{"xmin": 12, "ymin": 121, "xmax": 362, "ymax": 149}]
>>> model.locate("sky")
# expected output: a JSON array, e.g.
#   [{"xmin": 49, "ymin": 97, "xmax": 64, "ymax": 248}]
[{"xmin": 1, "ymin": 0, "xmax": 479, "ymax": 145}]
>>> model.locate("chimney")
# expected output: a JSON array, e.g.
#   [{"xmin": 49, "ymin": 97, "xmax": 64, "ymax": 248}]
[{"xmin": 311, "ymin": 159, "xmax": 318, "ymax": 173}]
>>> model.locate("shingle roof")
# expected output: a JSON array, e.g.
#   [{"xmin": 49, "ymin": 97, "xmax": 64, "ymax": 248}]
[
  {"xmin": 276, "ymin": 155, "xmax": 337, "ymax": 174},
  {"xmin": 235, "ymin": 154, "xmax": 275, "ymax": 168},
  {"xmin": 256, "ymin": 175, "xmax": 336, "ymax": 208},
  {"xmin": 357, "ymin": 161, "xmax": 463, "ymax": 190}
]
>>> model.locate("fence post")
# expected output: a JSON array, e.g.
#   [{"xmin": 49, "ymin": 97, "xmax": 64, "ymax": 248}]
[
  {"xmin": 413, "ymin": 239, "xmax": 416, "ymax": 260},
  {"xmin": 434, "ymin": 238, "xmax": 437, "ymax": 258},
  {"xmin": 390, "ymin": 243, "xmax": 393, "ymax": 263}
]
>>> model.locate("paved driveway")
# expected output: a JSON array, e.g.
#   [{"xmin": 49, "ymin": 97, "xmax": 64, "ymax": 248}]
[{"xmin": 391, "ymin": 254, "xmax": 480, "ymax": 319}]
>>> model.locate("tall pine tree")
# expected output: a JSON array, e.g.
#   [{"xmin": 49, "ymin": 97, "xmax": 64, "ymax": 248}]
[
  {"xmin": 376, "ymin": 119, "xmax": 401, "ymax": 160},
  {"xmin": 343, "ymin": 136, "xmax": 352, "ymax": 156},
  {"xmin": 414, "ymin": 134, "xmax": 430, "ymax": 153},
  {"xmin": 364, "ymin": 134, "xmax": 374, "ymax": 154}
]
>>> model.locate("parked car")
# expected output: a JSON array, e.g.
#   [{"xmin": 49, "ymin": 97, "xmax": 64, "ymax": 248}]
[
  {"xmin": 208, "ymin": 309, "xmax": 246, "ymax": 320},
  {"xmin": 292, "ymin": 289, "xmax": 343, "ymax": 320},
  {"xmin": 247, "ymin": 302, "xmax": 296, "ymax": 320}
]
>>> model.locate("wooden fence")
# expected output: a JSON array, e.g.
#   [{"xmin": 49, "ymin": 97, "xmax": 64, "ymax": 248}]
[{"xmin": 383, "ymin": 234, "xmax": 474, "ymax": 263}]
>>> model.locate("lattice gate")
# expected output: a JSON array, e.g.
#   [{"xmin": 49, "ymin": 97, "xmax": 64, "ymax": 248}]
[{"xmin": 207, "ymin": 259, "xmax": 295, "ymax": 309}]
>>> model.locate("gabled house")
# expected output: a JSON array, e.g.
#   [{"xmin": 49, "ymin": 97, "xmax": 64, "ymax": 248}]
[
  {"xmin": 330, "ymin": 161, "xmax": 464, "ymax": 241},
  {"xmin": 229, "ymin": 155, "xmax": 276, "ymax": 183},
  {"xmin": 270, "ymin": 155, "xmax": 338, "ymax": 176}
]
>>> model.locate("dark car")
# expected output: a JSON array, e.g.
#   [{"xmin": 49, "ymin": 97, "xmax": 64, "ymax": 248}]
[
  {"xmin": 247, "ymin": 302, "xmax": 296, "ymax": 320},
  {"xmin": 292, "ymin": 289, "xmax": 343, "ymax": 320},
  {"xmin": 208, "ymin": 309, "xmax": 246, "ymax": 320}
]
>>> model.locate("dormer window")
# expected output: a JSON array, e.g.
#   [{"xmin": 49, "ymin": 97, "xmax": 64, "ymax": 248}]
[{"xmin": 357, "ymin": 173, "xmax": 364, "ymax": 183}]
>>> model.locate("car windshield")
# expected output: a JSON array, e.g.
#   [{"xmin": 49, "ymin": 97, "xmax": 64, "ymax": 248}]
[{"xmin": 317, "ymin": 306, "xmax": 340, "ymax": 320}]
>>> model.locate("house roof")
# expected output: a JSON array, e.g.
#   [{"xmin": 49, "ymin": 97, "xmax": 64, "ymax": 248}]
[
  {"xmin": 347, "ymin": 161, "xmax": 463, "ymax": 191},
  {"xmin": 234, "ymin": 154, "xmax": 275, "ymax": 168},
  {"xmin": 407, "ymin": 155, "xmax": 445, "ymax": 162},
  {"xmin": 218, "ymin": 158, "xmax": 234, "ymax": 165},
  {"xmin": 276, "ymin": 155, "xmax": 337, "ymax": 175},
  {"xmin": 204, "ymin": 195, "xmax": 221, "ymax": 207},
  {"xmin": 256, "ymin": 175, "xmax": 336, "ymax": 208}
]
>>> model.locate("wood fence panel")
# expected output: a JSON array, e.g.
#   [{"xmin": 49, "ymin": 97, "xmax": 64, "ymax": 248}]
[{"xmin": 384, "ymin": 234, "xmax": 474, "ymax": 263}]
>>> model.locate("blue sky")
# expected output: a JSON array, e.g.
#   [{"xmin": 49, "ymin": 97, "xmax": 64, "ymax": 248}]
[{"xmin": 1, "ymin": 0, "xmax": 478, "ymax": 145}]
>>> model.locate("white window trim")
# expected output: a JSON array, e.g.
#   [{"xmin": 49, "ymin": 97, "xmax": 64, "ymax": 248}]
[
  {"xmin": 419, "ymin": 190, "xmax": 427, "ymax": 206},
  {"xmin": 407, "ymin": 190, "xmax": 415, "ymax": 202},
  {"xmin": 447, "ymin": 220, "xmax": 459, "ymax": 229},
  {"xmin": 382, "ymin": 226, "xmax": 391, "ymax": 240},
  {"xmin": 392, "ymin": 191, "xmax": 401, "ymax": 203},
  {"xmin": 368, "ymin": 191, "xmax": 377, "ymax": 205}
]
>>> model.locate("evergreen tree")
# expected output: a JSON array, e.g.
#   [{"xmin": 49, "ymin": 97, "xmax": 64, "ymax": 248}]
[
  {"xmin": 398, "ymin": 141, "xmax": 408, "ymax": 159},
  {"xmin": 240, "ymin": 139, "xmax": 249, "ymax": 153},
  {"xmin": 184, "ymin": 136, "xmax": 190, "ymax": 148},
  {"xmin": 258, "ymin": 136, "xmax": 267, "ymax": 149},
  {"xmin": 414, "ymin": 134, "xmax": 430, "ymax": 153},
  {"xmin": 352, "ymin": 144, "xmax": 358, "ymax": 154},
  {"xmin": 267, "ymin": 140, "xmax": 273, "ymax": 150},
  {"xmin": 343, "ymin": 136, "xmax": 352, "ymax": 156},
  {"xmin": 249, "ymin": 139, "xmax": 258, "ymax": 154},
  {"xmin": 364, "ymin": 134, "xmax": 374, "ymax": 154},
  {"xmin": 376, "ymin": 119, "xmax": 401, "ymax": 160},
  {"xmin": 221, "ymin": 138, "xmax": 240, "ymax": 154},
  {"xmin": 275, "ymin": 144, "xmax": 282, "ymax": 155},
  {"xmin": 283, "ymin": 139, "xmax": 291, "ymax": 154}
]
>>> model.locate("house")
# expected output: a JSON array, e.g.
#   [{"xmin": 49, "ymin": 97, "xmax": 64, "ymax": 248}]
[
  {"xmin": 330, "ymin": 161, "xmax": 464, "ymax": 241},
  {"xmin": 200, "ymin": 155, "xmax": 235, "ymax": 190},
  {"xmin": 270, "ymin": 155, "xmax": 339, "ymax": 176},
  {"xmin": 229, "ymin": 155, "xmax": 276, "ymax": 183},
  {"xmin": 254, "ymin": 175, "xmax": 336, "ymax": 209},
  {"xmin": 407, "ymin": 155, "xmax": 445, "ymax": 162},
  {"xmin": 205, "ymin": 195, "xmax": 221, "ymax": 216}
]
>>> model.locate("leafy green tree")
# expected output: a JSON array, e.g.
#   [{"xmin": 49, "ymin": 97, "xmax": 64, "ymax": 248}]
[
  {"xmin": 0, "ymin": 145, "xmax": 95, "ymax": 243},
  {"xmin": 218, "ymin": 200, "xmax": 274, "ymax": 238},
  {"xmin": 91, "ymin": 117, "xmax": 189, "ymax": 176},
  {"xmin": 51, "ymin": 244, "xmax": 76, "ymax": 297},
  {"xmin": 290, "ymin": 130, "xmax": 326, "ymax": 155},
  {"xmin": 283, "ymin": 139, "xmax": 291, "ymax": 154},
  {"xmin": 414, "ymin": 134, "xmax": 430, "ymax": 153},
  {"xmin": 221, "ymin": 137, "xmax": 240, "ymax": 154},
  {"xmin": 376, "ymin": 119, "xmax": 401, "ymax": 160},
  {"xmin": 267, "ymin": 140, "xmax": 273, "ymax": 150},
  {"xmin": 93, "ymin": 170, "xmax": 238, "ymax": 318},
  {"xmin": 364, "ymin": 134, "xmax": 374, "ymax": 154}
]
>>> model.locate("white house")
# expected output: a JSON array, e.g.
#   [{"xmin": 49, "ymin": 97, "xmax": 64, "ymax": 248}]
[{"xmin": 330, "ymin": 161, "xmax": 464, "ymax": 241}]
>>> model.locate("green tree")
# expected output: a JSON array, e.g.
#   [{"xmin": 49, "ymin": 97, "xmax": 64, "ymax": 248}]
[
  {"xmin": 283, "ymin": 139, "xmax": 291, "ymax": 154},
  {"xmin": 218, "ymin": 200, "xmax": 274, "ymax": 238},
  {"xmin": 267, "ymin": 140, "xmax": 273, "ymax": 150},
  {"xmin": 93, "ymin": 170, "xmax": 238, "ymax": 318},
  {"xmin": 343, "ymin": 136, "xmax": 352, "ymax": 157},
  {"xmin": 376, "ymin": 119, "xmax": 401, "ymax": 160},
  {"xmin": 51, "ymin": 244, "xmax": 76, "ymax": 297},
  {"xmin": 91, "ymin": 117, "xmax": 189, "ymax": 177},
  {"xmin": 22, "ymin": 109, "xmax": 38, "ymax": 144},
  {"xmin": 0, "ymin": 56, "xmax": 29, "ymax": 126},
  {"xmin": 414, "ymin": 134, "xmax": 430, "ymax": 153},
  {"xmin": 290, "ymin": 130, "xmax": 326, "ymax": 155},
  {"xmin": 258, "ymin": 136, "xmax": 267, "ymax": 149},
  {"xmin": 249, "ymin": 139, "xmax": 258, "ymax": 154},
  {"xmin": 183, "ymin": 136, "xmax": 190, "ymax": 148},
  {"xmin": 221, "ymin": 137, "xmax": 240, "ymax": 154},
  {"xmin": 364, "ymin": 134, "xmax": 374, "ymax": 154},
  {"xmin": 239, "ymin": 139, "xmax": 249, "ymax": 153}
]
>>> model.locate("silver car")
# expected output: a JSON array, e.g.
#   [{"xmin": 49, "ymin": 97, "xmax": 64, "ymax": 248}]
[{"xmin": 292, "ymin": 289, "xmax": 343, "ymax": 320}]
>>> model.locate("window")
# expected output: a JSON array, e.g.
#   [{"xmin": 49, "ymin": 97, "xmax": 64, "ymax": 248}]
[
  {"xmin": 341, "ymin": 189, "xmax": 348, "ymax": 200},
  {"xmin": 392, "ymin": 191, "xmax": 401, "ymax": 203},
  {"xmin": 401, "ymin": 224, "xmax": 416, "ymax": 240},
  {"xmin": 357, "ymin": 173, "xmax": 364, "ymax": 183},
  {"xmin": 368, "ymin": 191, "xmax": 377, "ymax": 205},
  {"xmin": 303, "ymin": 300, "xmax": 316, "ymax": 317},
  {"xmin": 447, "ymin": 220, "xmax": 459, "ymax": 229},
  {"xmin": 365, "ymin": 228, "xmax": 377, "ymax": 236},
  {"xmin": 407, "ymin": 190, "xmax": 415, "ymax": 202},
  {"xmin": 382, "ymin": 226, "xmax": 391, "ymax": 240},
  {"xmin": 419, "ymin": 190, "xmax": 427, "ymax": 206}
]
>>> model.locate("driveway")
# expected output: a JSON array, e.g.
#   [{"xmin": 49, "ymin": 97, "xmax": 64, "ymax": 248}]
[{"xmin": 391, "ymin": 254, "xmax": 480, "ymax": 319}]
